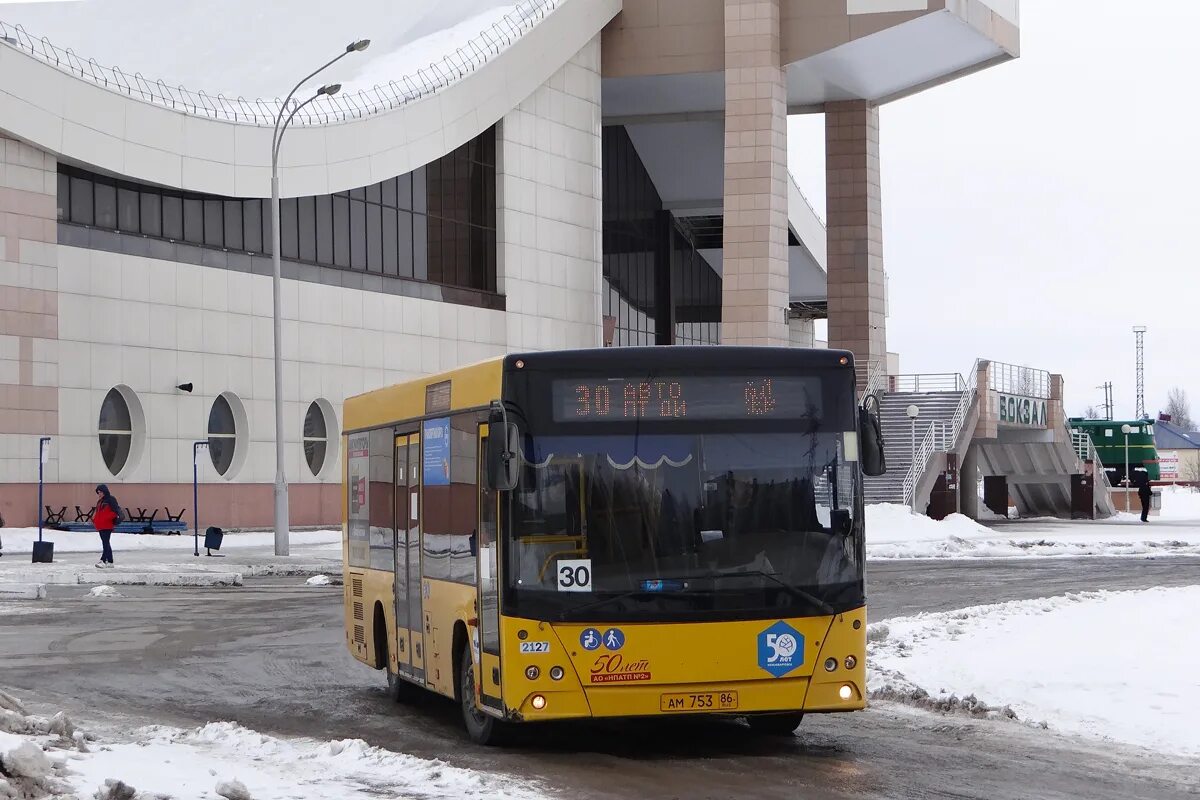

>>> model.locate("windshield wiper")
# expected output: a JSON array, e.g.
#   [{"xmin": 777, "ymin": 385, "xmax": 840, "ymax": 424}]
[
  {"xmin": 695, "ymin": 569, "xmax": 838, "ymax": 616},
  {"xmin": 556, "ymin": 588, "xmax": 696, "ymax": 621}
]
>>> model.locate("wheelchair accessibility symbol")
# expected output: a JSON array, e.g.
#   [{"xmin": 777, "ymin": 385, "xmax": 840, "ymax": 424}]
[{"xmin": 580, "ymin": 628, "xmax": 602, "ymax": 651}]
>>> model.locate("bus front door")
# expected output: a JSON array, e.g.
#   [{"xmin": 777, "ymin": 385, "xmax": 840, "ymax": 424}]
[
  {"xmin": 394, "ymin": 433, "xmax": 425, "ymax": 684},
  {"xmin": 477, "ymin": 426, "xmax": 503, "ymax": 709}
]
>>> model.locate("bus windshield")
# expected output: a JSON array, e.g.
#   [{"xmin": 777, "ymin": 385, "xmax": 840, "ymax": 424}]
[{"xmin": 504, "ymin": 427, "xmax": 863, "ymax": 622}]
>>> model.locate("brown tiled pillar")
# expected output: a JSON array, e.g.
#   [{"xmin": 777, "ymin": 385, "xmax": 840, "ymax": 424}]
[
  {"xmin": 825, "ymin": 100, "xmax": 886, "ymax": 382},
  {"xmin": 0, "ymin": 133, "xmax": 59, "ymax": 522},
  {"xmin": 721, "ymin": 0, "xmax": 789, "ymax": 346}
]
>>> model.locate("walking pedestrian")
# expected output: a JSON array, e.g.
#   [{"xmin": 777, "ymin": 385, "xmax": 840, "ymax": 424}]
[
  {"xmin": 1136, "ymin": 470, "xmax": 1152, "ymax": 523},
  {"xmin": 93, "ymin": 484, "xmax": 122, "ymax": 567}
]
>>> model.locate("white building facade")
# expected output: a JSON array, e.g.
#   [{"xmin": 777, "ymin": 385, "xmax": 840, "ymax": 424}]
[{"xmin": 0, "ymin": 0, "xmax": 1018, "ymax": 526}]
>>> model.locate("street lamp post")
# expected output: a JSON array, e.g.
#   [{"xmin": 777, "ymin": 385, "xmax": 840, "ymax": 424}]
[
  {"xmin": 906, "ymin": 404, "xmax": 921, "ymax": 464},
  {"xmin": 1121, "ymin": 423, "xmax": 1133, "ymax": 513},
  {"xmin": 270, "ymin": 39, "xmax": 369, "ymax": 557}
]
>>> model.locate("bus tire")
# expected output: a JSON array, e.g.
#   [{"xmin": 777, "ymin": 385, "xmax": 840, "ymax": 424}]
[
  {"xmin": 458, "ymin": 641, "xmax": 506, "ymax": 746},
  {"xmin": 747, "ymin": 712, "xmax": 804, "ymax": 736}
]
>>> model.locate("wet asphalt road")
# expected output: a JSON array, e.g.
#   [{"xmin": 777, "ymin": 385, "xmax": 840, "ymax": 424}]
[{"xmin": 3, "ymin": 557, "xmax": 1199, "ymax": 800}]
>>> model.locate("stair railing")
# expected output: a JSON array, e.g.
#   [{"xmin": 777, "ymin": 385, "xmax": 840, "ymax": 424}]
[
  {"xmin": 859, "ymin": 359, "xmax": 885, "ymax": 403},
  {"xmin": 899, "ymin": 360, "xmax": 980, "ymax": 507}
]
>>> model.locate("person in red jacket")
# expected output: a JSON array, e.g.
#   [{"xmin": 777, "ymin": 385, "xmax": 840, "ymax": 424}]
[{"xmin": 93, "ymin": 484, "xmax": 121, "ymax": 568}]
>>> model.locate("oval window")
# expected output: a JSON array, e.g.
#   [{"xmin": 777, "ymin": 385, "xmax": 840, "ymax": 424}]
[
  {"xmin": 303, "ymin": 401, "xmax": 329, "ymax": 476},
  {"xmin": 207, "ymin": 394, "xmax": 238, "ymax": 476},
  {"xmin": 97, "ymin": 388, "xmax": 133, "ymax": 475}
]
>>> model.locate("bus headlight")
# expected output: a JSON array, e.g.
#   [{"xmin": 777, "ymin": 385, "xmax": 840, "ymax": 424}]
[
  {"xmin": 531, "ymin": 694, "xmax": 547, "ymax": 710},
  {"xmin": 824, "ymin": 657, "xmax": 838, "ymax": 672},
  {"xmin": 844, "ymin": 655, "xmax": 857, "ymax": 670},
  {"xmin": 549, "ymin": 666, "xmax": 565, "ymax": 681},
  {"xmin": 839, "ymin": 684, "xmax": 854, "ymax": 701},
  {"xmin": 525, "ymin": 666, "xmax": 539, "ymax": 680}
]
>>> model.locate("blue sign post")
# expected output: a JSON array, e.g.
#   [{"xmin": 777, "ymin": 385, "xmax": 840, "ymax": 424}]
[
  {"xmin": 37, "ymin": 436, "xmax": 49, "ymax": 543},
  {"xmin": 193, "ymin": 441, "xmax": 208, "ymax": 557},
  {"xmin": 32, "ymin": 437, "xmax": 53, "ymax": 563}
]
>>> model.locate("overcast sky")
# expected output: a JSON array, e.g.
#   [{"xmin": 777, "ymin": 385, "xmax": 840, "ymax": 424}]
[
  {"xmin": 5, "ymin": 1, "xmax": 1195, "ymax": 421},
  {"xmin": 789, "ymin": 0, "xmax": 1200, "ymax": 422}
]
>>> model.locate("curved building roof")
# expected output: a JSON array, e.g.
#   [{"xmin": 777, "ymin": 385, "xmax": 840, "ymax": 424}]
[{"xmin": 0, "ymin": 0, "xmax": 622, "ymax": 196}]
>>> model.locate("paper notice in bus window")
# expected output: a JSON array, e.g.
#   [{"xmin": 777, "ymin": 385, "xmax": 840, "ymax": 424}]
[
  {"xmin": 843, "ymin": 431, "xmax": 859, "ymax": 462},
  {"xmin": 557, "ymin": 559, "xmax": 592, "ymax": 592}
]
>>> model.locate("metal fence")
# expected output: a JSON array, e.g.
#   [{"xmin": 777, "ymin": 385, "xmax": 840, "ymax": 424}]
[
  {"xmin": 987, "ymin": 361, "xmax": 1051, "ymax": 399},
  {"xmin": 888, "ymin": 373, "xmax": 966, "ymax": 393},
  {"xmin": 0, "ymin": 0, "xmax": 560, "ymax": 127}
]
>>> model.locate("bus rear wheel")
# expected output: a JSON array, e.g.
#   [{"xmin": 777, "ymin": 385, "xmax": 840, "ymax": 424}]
[
  {"xmin": 747, "ymin": 712, "xmax": 804, "ymax": 736},
  {"xmin": 458, "ymin": 642, "xmax": 507, "ymax": 746}
]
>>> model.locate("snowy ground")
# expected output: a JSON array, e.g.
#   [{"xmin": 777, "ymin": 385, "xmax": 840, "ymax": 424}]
[
  {"xmin": 0, "ymin": 528, "xmax": 341, "ymax": 556},
  {"xmin": 0, "ymin": 690, "xmax": 548, "ymax": 800},
  {"xmin": 868, "ymin": 586, "xmax": 1200, "ymax": 758},
  {"xmin": 866, "ymin": 488, "xmax": 1200, "ymax": 559}
]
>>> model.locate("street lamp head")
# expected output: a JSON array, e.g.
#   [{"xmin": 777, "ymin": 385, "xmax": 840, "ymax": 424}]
[
  {"xmin": 347, "ymin": 38, "xmax": 371, "ymax": 52},
  {"xmin": 319, "ymin": 83, "xmax": 342, "ymax": 96},
  {"xmin": 906, "ymin": 405, "xmax": 920, "ymax": 419}
]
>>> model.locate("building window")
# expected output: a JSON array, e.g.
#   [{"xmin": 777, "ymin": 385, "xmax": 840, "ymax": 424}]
[
  {"xmin": 601, "ymin": 125, "xmax": 721, "ymax": 347},
  {"xmin": 208, "ymin": 394, "xmax": 240, "ymax": 476},
  {"xmin": 98, "ymin": 388, "xmax": 132, "ymax": 475},
  {"xmin": 57, "ymin": 126, "xmax": 499, "ymax": 296},
  {"xmin": 303, "ymin": 400, "xmax": 337, "ymax": 477}
]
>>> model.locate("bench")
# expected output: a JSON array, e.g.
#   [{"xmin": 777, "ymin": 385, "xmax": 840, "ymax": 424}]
[
  {"xmin": 43, "ymin": 506, "xmax": 67, "ymax": 525},
  {"xmin": 45, "ymin": 520, "xmax": 188, "ymax": 535}
]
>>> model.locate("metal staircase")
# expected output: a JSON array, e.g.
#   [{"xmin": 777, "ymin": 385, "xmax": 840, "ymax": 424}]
[{"xmin": 864, "ymin": 390, "xmax": 963, "ymax": 505}]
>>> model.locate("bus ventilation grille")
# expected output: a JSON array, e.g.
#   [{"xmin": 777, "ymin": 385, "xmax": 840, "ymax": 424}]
[
  {"xmin": 354, "ymin": 624, "xmax": 366, "ymax": 646},
  {"xmin": 353, "ymin": 601, "xmax": 365, "ymax": 622},
  {"xmin": 351, "ymin": 577, "xmax": 363, "ymax": 597}
]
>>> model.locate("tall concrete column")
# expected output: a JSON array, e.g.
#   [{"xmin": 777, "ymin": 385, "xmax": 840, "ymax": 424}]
[
  {"xmin": 825, "ymin": 100, "xmax": 886, "ymax": 381},
  {"xmin": 721, "ymin": 0, "xmax": 789, "ymax": 346},
  {"xmin": 960, "ymin": 444, "xmax": 980, "ymax": 519}
]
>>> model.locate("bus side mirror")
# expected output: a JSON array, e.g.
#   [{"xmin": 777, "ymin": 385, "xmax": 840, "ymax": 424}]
[
  {"xmin": 859, "ymin": 396, "xmax": 886, "ymax": 477},
  {"xmin": 485, "ymin": 414, "xmax": 519, "ymax": 492}
]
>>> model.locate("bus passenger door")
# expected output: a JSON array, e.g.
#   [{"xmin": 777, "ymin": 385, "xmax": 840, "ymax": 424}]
[
  {"xmin": 407, "ymin": 434, "xmax": 425, "ymax": 682},
  {"xmin": 392, "ymin": 435, "xmax": 412, "ymax": 679},
  {"xmin": 477, "ymin": 426, "xmax": 503, "ymax": 708}
]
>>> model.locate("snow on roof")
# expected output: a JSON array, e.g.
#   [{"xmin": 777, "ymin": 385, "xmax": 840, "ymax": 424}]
[{"xmin": 0, "ymin": 0, "xmax": 553, "ymax": 124}]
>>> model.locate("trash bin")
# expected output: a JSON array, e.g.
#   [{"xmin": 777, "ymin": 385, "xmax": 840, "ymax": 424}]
[
  {"xmin": 32, "ymin": 540, "xmax": 54, "ymax": 563},
  {"xmin": 204, "ymin": 526, "xmax": 223, "ymax": 551}
]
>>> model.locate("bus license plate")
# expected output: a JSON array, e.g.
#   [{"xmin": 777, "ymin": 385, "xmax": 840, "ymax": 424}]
[{"xmin": 659, "ymin": 691, "xmax": 738, "ymax": 713}]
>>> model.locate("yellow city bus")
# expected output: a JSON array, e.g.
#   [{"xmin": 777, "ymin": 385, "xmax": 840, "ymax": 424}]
[{"xmin": 342, "ymin": 346, "xmax": 885, "ymax": 744}]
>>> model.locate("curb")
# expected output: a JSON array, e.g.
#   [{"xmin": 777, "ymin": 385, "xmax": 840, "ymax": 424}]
[
  {"xmin": 0, "ymin": 583, "xmax": 46, "ymax": 600},
  {"xmin": 75, "ymin": 572, "xmax": 244, "ymax": 587}
]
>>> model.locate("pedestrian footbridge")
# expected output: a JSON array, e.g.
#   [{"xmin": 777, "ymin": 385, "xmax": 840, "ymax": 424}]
[{"xmin": 861, "ymin": 360, "xmax": 1116, "ymax": 520}]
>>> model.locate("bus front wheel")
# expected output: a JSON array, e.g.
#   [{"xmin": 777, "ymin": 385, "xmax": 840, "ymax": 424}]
[
  {"xmin": 458, "ymin": 642, "xmax": 507, "ymax": 746},
  {"xmin": 747, "ymin": 712, "xmax": 804, "ymax": 736}
]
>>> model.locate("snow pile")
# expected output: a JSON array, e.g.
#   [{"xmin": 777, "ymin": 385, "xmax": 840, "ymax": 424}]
[
  {"xmin": 0, "ymin": 687, "xmax": 548, "ymax": 799},
  {"xmin": 88, "ymin": 586, "xmax": 121, "ymax": 598},
  {"xmin": 215, "ymin": 778, "xmax": 252, "ymax": 800},
  {"xmin": 304, "ymin": 575, "xmax": 332, "ymax": 586},
  {"xmin": 1158, "ymin": 485, "xmax": 1200, "ymax": 520},
  {"xmin": 866, "ymin": 503, "xmax": 1200, "ymax": 559},
  {"xmin": 66, "ymin": 722, "xmax": 549, "ymax": 800},
  {"xmin": 868, "ymin": 587, "xmax": 1200, "ymax": 756},
  {"xmin": 0, "ymin": 689, "xmax": 86, "ymax": 799}
]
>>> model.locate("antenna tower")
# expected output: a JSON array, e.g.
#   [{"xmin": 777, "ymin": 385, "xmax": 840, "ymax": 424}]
[
  {"xmin": 1133, "ymin": 326, "xmax": 1147, "ymax": 419},
  {"xmin": 1097, "ymin": 382, "xmax": 1113, "ymax": 420}
]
